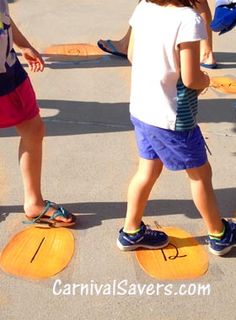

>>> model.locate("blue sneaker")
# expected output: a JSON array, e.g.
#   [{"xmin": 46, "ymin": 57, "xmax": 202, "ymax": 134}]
[
  {"xmin": 117, "ymin": 222, "xmax": 169, "ymax": 251},
  {"xmin": 208, "ymin": 219, "xmax": 236, "ymax": 256}
]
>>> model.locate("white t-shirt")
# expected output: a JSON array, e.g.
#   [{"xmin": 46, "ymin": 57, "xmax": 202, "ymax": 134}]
[{"xmin": 129, "ymin": 1, "xmax": 207, "ymax": 131}]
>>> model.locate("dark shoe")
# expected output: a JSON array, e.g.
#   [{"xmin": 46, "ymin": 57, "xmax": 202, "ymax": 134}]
[{"xmin": 117, "ymin": 222, "xmax": 169, "ymax": 251}]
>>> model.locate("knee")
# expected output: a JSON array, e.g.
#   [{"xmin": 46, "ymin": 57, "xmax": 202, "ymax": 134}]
[
  {"xmin": 137, "ymin": 162, "xmax": 163, "ymax": 183},
  {"xmin": 186, "ymin": 162, "xmax": 212, "ymax": 181},
  {"xmin": 22, "ymin": 117, "xmax": 45, "ymax": 142},
  {"xmin": 31, "ymin": 119, "xmax": 45, "ymax": 142}
]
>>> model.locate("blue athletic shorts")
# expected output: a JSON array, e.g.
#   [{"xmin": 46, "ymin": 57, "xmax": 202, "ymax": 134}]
[{"xmin": 131, "ymin": 116, "xmax": 207, "ymax": 171}]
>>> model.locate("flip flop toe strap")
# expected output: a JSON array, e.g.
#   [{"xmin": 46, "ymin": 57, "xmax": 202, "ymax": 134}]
[{"xmin": 49, "ymin": 205, "xmax": 71, "ymax": 221}]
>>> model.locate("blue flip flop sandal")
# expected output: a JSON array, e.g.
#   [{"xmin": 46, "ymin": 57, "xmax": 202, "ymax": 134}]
[
  {"xmin": 23, "ymin": 200, "xmax": 76, "ymax": 227},
  {"xmin": 200, "ymin": 62, "xmax": 218, "ymax": 69},
  {"xmin": 97, "ymin": 39, "xmax": 127, "ymax": 58}
]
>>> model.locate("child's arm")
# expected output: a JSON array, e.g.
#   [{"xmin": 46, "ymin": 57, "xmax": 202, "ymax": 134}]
[
  {"xmin": 179, "ymin": 41, "xmax": 210, "ymax": 90},
  {"xmin": 128, "ymin": 29, "xmax": 134, "ymax": 63},
  {"xmin": 11, "ymin": 18, "xmax": 44, "ymax": 72}
]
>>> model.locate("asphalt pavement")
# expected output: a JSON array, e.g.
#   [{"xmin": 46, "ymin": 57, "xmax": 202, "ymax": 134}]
[{"xmin": 0, "ymin": 1, "xmax": 235, "ymax": 319}]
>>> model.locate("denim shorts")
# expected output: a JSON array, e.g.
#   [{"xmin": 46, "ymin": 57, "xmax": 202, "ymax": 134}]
[{"xmin": 131, "ymin": 116, "xmax": 207, "ymax": 171}]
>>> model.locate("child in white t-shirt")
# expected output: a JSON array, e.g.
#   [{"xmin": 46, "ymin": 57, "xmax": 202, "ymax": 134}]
[{"xmin": 117, "ymin": 0, "xmax": 236, "ymax": 256}]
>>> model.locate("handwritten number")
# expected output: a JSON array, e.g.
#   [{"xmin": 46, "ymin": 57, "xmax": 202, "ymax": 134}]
[
  {"xmin": 160, "ymin": 243, "xmax": 187, "ymax": 262},
  {"xmin": 161, "ymin": 248, "xmax": 168, "ymax": 261}
]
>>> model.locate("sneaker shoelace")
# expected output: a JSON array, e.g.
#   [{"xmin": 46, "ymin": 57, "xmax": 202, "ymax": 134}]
[
  {"xmin": 145, "ymin": 225, "xmax": 160, "ymax": 237},
  {"xmin": 228, "ymin": 219, "xmax": 236, "ymax": 230}
]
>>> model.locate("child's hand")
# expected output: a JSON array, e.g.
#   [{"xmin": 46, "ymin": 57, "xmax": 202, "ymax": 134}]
[{"xmin": 21, "ymin": 47, "xmax": 44, "ymax": 72}]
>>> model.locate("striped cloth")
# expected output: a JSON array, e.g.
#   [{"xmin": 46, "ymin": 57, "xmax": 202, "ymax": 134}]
[{"xmin": 175, "ymin": 78, "xmax": 198, "ymax": 131}]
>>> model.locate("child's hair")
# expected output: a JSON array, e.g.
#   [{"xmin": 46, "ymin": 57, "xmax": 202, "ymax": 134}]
[{"xmin": 146, "ymin": 0, "xmax": 199, "ymax": 8}]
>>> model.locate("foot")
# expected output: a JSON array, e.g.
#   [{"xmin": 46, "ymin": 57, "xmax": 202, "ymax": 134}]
[
  {"xmin": 24, "ymin": 200, "xmax": 73, "ymax": 224},
  {"xmin": 97, "ymin": 39, "xmax": 128, "ymax": 58},
  {"xmin": 208, "ymin": 219, "xmax": 236, "ymax": 256},
  {"xmin": 117, "ymin": 222, "xmax": 169, "ymax": 251},
  {"xmin": 200, "ymin": 52, "xmax": 217, "ymax": 69}
]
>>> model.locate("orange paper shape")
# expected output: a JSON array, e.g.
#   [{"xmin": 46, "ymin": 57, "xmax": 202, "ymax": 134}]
[
  {"xmin": 136, "ymin": 226, "xmax": 208, "ymax": 280},
  {"xmin": 44, "ymin": 43, "xmax": 105, "ymax": 61},
  {"xmin": 0, "ymin": 226, "xmax": 74, "ymax": 279},
  {"xmin": 211, "ymin": 77, "xmax": 236, "ymax": 94}
]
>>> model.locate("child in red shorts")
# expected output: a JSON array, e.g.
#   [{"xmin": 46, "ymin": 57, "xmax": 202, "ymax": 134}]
[{"xmin": 0, "ymin": 0, "xmax": 75, "ymax": 226}]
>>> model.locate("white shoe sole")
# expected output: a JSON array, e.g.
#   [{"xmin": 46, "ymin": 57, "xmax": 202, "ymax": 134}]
[{"xmin": 208, "ymin": 244, "xmax": 235, "ymax": 256}]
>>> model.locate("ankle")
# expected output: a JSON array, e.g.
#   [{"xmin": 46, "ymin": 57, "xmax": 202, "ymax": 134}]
[
  {"xmin": 120, "ymin": 41, "xmax": 128, "ymax": 53},
  {"xmin": 124, "ymin": 222, "xmax": 142, "ymax": 234},
  {"xmin": 24, "ymin": 195, "xmax": 44, "ymax": 207},
  {"xmin": 123, "ymin": 226, "xmax": 141, "ymax": 234},
  {"xmin": 200, "ymin": 51, "xmax": 216, "ymax": 64},
  {"xmin": 24, "ymin": 199, "xmax": 44, "ymax": 216},
  {"xmin": 208, "ymin": 222, "xmax": 225, "ymax": 239}
]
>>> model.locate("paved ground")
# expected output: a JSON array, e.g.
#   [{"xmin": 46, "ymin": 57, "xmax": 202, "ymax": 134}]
[{"xmin": 0, "ymin": 1, "xmax": 235, "ymax": 319}]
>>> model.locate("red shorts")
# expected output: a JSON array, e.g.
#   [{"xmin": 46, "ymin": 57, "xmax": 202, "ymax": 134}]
[{"xmin": 0, "ymin": 77, "xmax": 40, "ymax": 128}]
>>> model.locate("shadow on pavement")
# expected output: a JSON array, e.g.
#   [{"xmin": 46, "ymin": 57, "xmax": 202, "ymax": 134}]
[
  {"xmin": 21, "ymin": 54, "xmax": 130, "ymax": 70},
  {"xmin": 1, "ymin": 187, "xmax": 235, "ymax": 227},
  {"xmin": 20, "ymin": 51, "xmax": 236, "ymax": 69},
  {"xmin": 198, "ymin": 98, "xmax": 236, "ymax": 133},
  {"xmin": 215, "ymin": 52, "xmax": 236, "ymax": 69},
  {"xmin": 215, "ymin": 51, "xmax": 236, "ymax": 62},
  {"xmin": 0, "ymin": 98, "xmax": 235, "ymax": 137},
  {"xmin": 0, "ymin": 100, "xmax": 131, "ymax": 137}
]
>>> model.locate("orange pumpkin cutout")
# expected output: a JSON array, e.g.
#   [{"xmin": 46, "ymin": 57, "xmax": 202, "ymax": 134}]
[
  {"xmin": 136, "ymin": 225, "xmax": 208, "ymax": 280},
  {"xmin": 0, "ymin": 226, "xmax": 74, "ymax": 279},
  {"xmin": 211, "ymin": 77, "xmax": 236, "ymax": 94},
  {"xmin": 44, "ymin": 43, "xmax": 105, "ymax": 61}
]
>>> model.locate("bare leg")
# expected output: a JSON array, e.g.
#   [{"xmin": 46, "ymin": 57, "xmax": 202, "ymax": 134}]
[
  {"xmin": 196, "ymin": 0, "xmax": 216, "ymax": 65},
  {"xmin": 186, "ymin": 162, "xmax": 223, "ymax": 234},
  {"xmin": 16, "ymin": 115, "xmax": 71, "ymax": 222},
  {"xmin": 124, "ymin": 158, "xmax": 163, "ymax": 231}
]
